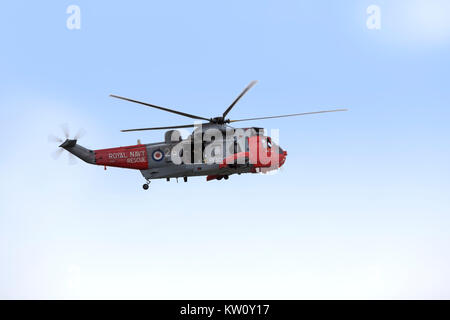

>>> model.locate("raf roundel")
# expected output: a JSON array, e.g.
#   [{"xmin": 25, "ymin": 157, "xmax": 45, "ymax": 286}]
[{"xmin": 152, "ymin": 149, "xmax": 164, "ymax": 161}]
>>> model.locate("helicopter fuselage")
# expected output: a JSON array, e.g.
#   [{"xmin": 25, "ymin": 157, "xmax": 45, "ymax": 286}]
[{"xmin": 60, "ymin": 127, "xmax": 287, "ymax": 182}]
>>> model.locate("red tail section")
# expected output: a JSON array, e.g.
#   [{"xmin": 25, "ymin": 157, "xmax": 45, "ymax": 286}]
[{"xmin": 95, "ymin": 145, "xmax": 148, "ymax": 170}]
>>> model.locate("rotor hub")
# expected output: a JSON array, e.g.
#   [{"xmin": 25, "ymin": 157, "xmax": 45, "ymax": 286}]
[{"xmin": 211, "ymin": 116, "xmax": 225, "ymax": 124}]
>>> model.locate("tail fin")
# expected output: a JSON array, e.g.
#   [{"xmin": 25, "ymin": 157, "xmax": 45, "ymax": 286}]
[{"xmin": 59, "ymin": 139, "xmax": 96, "ymax": 164}]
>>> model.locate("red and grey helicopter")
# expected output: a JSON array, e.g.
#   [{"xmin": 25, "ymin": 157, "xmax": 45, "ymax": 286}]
[{"xmin": 49, "ymin": 81, "xmax": 346, "ymax": 190}]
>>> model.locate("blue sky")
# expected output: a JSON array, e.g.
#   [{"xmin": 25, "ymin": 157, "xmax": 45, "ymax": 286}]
[{"xmin": 1, "ymin": 0, "xmax": 450, "ymax": 299}]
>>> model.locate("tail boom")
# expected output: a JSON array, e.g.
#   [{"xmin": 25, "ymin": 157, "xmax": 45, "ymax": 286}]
[
  {"xmin": 94, "ymin": 145, "xmax": 148, "ymax": 169},
  {"xmin": 59, "ymin": 139, "xmax": 149, "ymax": 169}
]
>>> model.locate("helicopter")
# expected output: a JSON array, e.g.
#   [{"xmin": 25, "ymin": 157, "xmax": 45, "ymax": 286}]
[{"xmin": 49, "ymin": 81, "xmax": 347, "ymax": 190}]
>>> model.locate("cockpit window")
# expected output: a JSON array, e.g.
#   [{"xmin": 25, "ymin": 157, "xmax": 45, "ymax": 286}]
[{"xmin": 261, "ymin": 137, "xmax": 271, "ymax": 149}]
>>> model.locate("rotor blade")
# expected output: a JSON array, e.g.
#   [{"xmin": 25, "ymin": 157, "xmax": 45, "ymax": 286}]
[
  {"xmin": 229, "ymin": 109, "xmax": 348, "ymax": 123},
  {"xmin": 121, "ymin": 124, "xmax": 197, "ymax": 132},
  {"xmin": 61, "ymin": 123, "xmax": 70, "ymax": 138},
  {"xmin": 48, "ymin": 134, "xmax": 63, "ymax": 143},
  {"xmin": 68, "ymin": 153, "xmax": 77, "ymax": 165},
  {"xmin": 74, "ymin": 128, "xmax": 86, "ymax": 140},
  {"xmin": 51, "ymin": 148, "xmax": 64, "ymax": 160},
  {"xmin": 223, "ymin": 80, "xmax": 258, "ymax": 119},
  {"xmin": 110, "ymin": 94, "xmax": 210, "ymax": 121}
]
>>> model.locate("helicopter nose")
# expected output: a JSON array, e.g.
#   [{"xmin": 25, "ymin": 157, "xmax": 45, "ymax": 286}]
[{"xmin": 279, "ymin": 150, "xmax": 287, "ymax": 167}]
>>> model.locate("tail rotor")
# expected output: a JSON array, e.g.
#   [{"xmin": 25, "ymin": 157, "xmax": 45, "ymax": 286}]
[{"xmin": 48, "ymin": 124, "xmax": 86, "ymax": 165}]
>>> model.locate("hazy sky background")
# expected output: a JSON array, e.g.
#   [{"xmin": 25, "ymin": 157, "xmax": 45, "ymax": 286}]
[{"xmin": 1, "ymin": 0, "xmax": 449, "ymax": 299}]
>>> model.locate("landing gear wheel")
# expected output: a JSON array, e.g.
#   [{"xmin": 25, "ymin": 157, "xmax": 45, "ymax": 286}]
[
  {"xmin": 224, "ymin": 175, "xmax": 229, "ymax": 180},
  {"xmin": 143, "ymin": 183, "xmax": 149, "ymax": 190}
]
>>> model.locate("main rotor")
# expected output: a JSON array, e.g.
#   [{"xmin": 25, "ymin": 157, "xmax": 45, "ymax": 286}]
[{"xmin": 110, "ymin": 80, "xmax": 347, "ymax": 132}]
